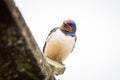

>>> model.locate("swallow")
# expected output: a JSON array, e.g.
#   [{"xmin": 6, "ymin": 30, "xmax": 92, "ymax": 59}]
[{"xmin": 43, "ymin": 19, "xmax": 77, "ymax": 63}]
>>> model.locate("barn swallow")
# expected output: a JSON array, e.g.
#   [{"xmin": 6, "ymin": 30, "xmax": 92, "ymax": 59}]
[{"xmin": 43, "ymin": 19, "xmax": 77, "ymax": 63}]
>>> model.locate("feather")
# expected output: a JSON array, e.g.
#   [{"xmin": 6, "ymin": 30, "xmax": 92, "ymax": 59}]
[{"xmin": 43, "ymin": 27, "xmax": 59, "ymax": 53}]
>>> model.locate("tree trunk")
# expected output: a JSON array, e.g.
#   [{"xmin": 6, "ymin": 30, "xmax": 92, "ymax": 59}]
[{"xmin": 0, "ymin": 0, "xmax": 55, "ymax": 80}]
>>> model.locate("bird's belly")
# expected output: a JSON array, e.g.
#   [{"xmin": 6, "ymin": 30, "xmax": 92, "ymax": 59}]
[{"xmin": 44, "ymin": 30, "xmax": 75, "ymax": 62}]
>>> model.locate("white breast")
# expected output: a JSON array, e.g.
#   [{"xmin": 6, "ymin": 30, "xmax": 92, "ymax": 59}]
[{"xmin": 44, "ymin": 29, "xmax": 75, "ymax": 62}]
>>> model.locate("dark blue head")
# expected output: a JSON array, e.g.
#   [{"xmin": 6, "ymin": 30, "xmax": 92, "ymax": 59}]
[{"xmin": 63, "ymin": 19, "xmax": 77, "ymax": 34}]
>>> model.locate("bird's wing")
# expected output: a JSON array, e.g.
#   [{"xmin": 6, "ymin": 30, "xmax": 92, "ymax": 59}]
[
  {"xmin": 71, "ymin": 35, "xmax": 77, "ymax": 53},
  {"xmin": 43, "ymin": 27, "xmax": 59, "ymax": 53}
]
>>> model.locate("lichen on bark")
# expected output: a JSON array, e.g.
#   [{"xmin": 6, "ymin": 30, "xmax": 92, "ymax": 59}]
[{"xmin": 0, "ymin": 0, "xmax": 55, "ymax": 80}]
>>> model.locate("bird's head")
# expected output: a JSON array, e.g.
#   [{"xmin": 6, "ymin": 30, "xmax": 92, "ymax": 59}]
[{"xmin": 60, "ymin": 19, "xmax": 77, "ymax": 34}]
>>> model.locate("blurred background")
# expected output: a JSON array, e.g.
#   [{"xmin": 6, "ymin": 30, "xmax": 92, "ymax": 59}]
[{"xmin": 14, "ymin": 0, "xmax": 120, "ymax": 80}]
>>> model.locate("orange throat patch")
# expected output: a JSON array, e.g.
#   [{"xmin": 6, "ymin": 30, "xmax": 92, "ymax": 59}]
[{"xmin": 60, "ymin": 24, "xmax": 72, "ymax": 32}]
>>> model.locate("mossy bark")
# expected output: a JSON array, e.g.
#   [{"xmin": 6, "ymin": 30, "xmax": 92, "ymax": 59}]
[{"xmin": 0, "ymin": 0, "xmax": 55, "ymax": 80}]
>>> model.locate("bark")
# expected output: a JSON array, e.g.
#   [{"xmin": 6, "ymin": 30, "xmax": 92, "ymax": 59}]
[{"xmin": 0, "ymin": 0, "xmax": 55, "ymax": 80}]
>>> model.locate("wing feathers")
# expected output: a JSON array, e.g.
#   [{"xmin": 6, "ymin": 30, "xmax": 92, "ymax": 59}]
[{"xmin": 43, "ymin": 27, "xmax": 59, "ymax": 53}]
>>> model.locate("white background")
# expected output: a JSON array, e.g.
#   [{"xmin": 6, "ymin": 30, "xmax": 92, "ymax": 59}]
[{"xmin": 14, "ymin": 0, "xmax": 120, "ymax": 80}]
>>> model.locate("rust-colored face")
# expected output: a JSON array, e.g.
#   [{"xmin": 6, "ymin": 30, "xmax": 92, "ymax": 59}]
[{"xmin": 60, "ymin": 22, "xmax": 72, "ymax": 32}]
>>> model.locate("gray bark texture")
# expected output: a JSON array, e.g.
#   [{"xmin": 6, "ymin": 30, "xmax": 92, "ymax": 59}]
[{"xmin": 0, "ymin": 0, "xmax": 55, "ymax": 80}]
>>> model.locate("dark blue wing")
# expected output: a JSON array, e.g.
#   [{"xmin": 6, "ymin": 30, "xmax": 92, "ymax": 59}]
[
  {"xmin": 71, "ymin": 35, "xmax": 77, "ymax": 52},
  {"xmin": 43, "ymin": 27, "xmax": 59, "ymax": 53}
]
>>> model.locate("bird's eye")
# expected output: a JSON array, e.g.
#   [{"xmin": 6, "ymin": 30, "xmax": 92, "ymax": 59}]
[{"xmin": 63, "ymin": 22, "xmax": 68, "ymax": 27}]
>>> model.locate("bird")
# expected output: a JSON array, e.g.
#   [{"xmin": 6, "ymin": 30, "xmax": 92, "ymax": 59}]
[{"xmin": 43, "ymin": 19, "xmax": 77, "ymax": 63}]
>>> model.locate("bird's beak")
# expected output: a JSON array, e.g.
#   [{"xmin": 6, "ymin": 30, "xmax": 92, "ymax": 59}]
[
  {"xmin": 63, "ymin": 22, "xmax": 69, "ymax": 27},
  {"xmin": 61, "ymin": 22, "xmax": 72, "ymax": 32}
]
